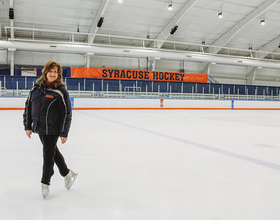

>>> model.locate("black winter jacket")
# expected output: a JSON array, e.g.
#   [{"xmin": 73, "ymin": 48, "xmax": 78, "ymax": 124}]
[{"xmin": 23, "ymin": 83, "xmax": 72, "ymax": 138}]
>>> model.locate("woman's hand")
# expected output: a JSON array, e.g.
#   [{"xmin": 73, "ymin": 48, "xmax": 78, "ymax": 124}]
[
  {"xmin": 26, "ymin": 130, "xmax": 32, "ymax": 138},
  {"xmin": 61, "ymin": 137, "xmax": 67, "ymax": 144}
]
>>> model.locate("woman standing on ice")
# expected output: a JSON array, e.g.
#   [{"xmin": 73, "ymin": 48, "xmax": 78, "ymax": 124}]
[{"xmin": 23, "ymin": 61, "xmax": 77, "ymax": 198}]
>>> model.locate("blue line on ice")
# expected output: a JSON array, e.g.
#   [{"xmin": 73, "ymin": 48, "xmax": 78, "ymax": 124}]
[{"xmin": 78, "ymin": 111, "xmax": 280, "ymax": 171}]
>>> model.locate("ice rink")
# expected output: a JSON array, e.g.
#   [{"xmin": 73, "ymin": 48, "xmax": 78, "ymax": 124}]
[{"xmin": 1, "ymin": 109, "xmax": 280, "ymax": 220}]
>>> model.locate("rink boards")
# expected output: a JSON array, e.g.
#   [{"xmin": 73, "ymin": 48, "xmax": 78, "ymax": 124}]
[{"xmin": 1, "ymin": 97, "xmax": 280, "ymax": 110}]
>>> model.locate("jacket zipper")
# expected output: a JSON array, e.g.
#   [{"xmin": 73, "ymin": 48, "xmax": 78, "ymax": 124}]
[
  {"xmin": 46, "ymin": 88, "xmax": 67, "ymax": 133},
  {"xmin": 46, "ymin": 98, "xmax": 57, "ymax": 135}
]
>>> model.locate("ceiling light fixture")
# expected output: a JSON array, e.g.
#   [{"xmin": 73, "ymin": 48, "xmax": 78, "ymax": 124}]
[
  {"xmin": 217, "ymin": 6, "xmax": 223, "ymax": 18},
  {"xmin": 147, "ymin": 31, "xmax": 150, "ymax": 39},
  {"xmin": 118, "ymin": 0, "xmax": 123, "ymax": 3},
  {"xmin": 9, "ymin": 8, "xmax": 14, "ymax": 19},
  {"xmin": 168, "ymin": 0, "xmax": 173, "ymax": 10},
  {"xmin": 170, "ymin": 25, "xmax": 178, "ymax": 35},
  {"xmin": 97, "ymin": 17, "xmax": 104, "ymax": 28},
  {"xmin": 202, "ymin": 38, "xmax": 205, "ymax": 45},
  {"xmin": 260, "ymin": 14, "xmax": 265, "ymax": 25},
  {"xmin": 168, "ymin": 4, "xmax": 173, "ymax": 10}
]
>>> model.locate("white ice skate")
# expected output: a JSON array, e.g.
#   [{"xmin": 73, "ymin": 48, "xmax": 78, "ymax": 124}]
[
  {"xmin": 41, "ymin": 183, "xmax": 49, "ymax": 199},
  {"xmin": 65, "ymin": 170, "xmax": 78, "ymax": 190}
]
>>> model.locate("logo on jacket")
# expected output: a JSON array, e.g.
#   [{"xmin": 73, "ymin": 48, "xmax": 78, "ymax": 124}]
[{"xmin": 46, "ymin": 95, "xmax": 54, "ymax": 99}]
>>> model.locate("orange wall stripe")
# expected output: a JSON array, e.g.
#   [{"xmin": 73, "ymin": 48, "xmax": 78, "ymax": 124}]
[
  {"xmin": 0, "ymin": 108, "xmax": 25, "ymax": 110},
  {"xmin": 73, "ymin": 107, "xmax": 280, "ymax": 110}
]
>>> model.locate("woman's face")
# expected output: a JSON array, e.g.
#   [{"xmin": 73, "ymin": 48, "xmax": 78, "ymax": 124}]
[{"xmin": 46, "ymin": 66, "xmax": 58, "ymax": 83}]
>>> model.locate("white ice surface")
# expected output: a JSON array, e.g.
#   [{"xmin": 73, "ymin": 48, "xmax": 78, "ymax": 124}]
[{"xmin": 1, "ymin": 110, "xmax": 280, "ymax": 220}]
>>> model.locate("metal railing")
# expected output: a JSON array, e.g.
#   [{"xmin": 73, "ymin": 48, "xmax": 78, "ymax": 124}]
[{"xmin": 2, "ymin": 88, "xmax": 280, "ymax": 102}]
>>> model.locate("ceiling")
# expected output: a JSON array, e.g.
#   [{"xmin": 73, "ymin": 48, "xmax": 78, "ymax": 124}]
[{"xmin": 1, "ymin": 0, "xmax": 280, "ymax": 64}]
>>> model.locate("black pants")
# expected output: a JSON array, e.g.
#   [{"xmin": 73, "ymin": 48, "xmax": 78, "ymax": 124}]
[{"xmin": 39, "ymin": 134, "xmax": 69, "ymax": 185}]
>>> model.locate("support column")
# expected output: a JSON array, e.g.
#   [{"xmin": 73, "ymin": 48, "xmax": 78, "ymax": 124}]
[
  {"xmin": 85, "ymin": 53, "xmax": 94, "ymax": 68},
  {"xmin": 9, "ymin": 48, "xmax": 15, "ymax": 76},
  {"xmin": 152, "ymin": 59, "xmax": 155, "ymax": 71},
  {"xmin": 180, "ymin": 60, "xmax": 185, "ymax": 72},
  {"xmin": 146, "ymin": 57, "xmax": 155, "ymax": 71},
  {"xmin": 9, "ymin": 0, "xmax": 15, "ymax": 76},
  {"xmin": 201, "ymin": 62, "xmax": 210, "ymax": 75},
  {"xmin": 0, "ymin": 20, "xmax": 2, "ymax": 39},
  {"xmin": 246, "ymin": 67, "xmax": 256, "ymax": 85},
  {"xmin": 149, "ymin": 57, "xmax": 160, "ymax": 71},
  {"xmin": 150, "ymin": 58, "xmax": 155, "ymax": 71}
]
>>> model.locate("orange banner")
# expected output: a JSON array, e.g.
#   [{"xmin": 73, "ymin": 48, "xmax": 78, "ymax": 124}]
[{"xmin": 71, "ymin": 67, "xmax": 208, "ymax": 83}]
